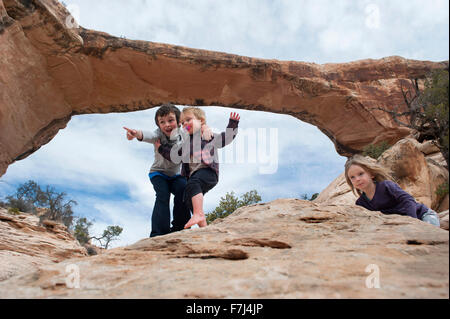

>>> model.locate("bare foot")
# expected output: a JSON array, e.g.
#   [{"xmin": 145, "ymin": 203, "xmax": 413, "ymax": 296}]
[{"xmin": 184, "ymin": 214, "xmax": 207, "ymax": 229}]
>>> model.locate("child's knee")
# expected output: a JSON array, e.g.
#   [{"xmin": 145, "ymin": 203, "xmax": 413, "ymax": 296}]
[
  {"xmin": 155, "ymin": 190, "xmax": 170, "ymax": 202},
  {"xmin": 185, "ymin": 182, "xmax": 202, "ymax": 198}
]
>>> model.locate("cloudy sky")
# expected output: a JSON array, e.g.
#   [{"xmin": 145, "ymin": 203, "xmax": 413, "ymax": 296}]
[{"xmin": 0, "ymin": 0, "xmax": 448, "ymax": 247}]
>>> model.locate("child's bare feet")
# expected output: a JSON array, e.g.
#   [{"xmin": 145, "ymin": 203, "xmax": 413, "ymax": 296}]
[{"xmin": 184, "ymin": 214, "xmax": 207, "ymax": 229}]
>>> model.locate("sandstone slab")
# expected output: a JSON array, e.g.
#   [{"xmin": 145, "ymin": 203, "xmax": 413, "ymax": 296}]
[
  {"xmin": 0, "ymin": 199, "xmax": 447, "ymax": 298},
  {"xmin": 0, "ymin": 208, "xmax": 87, "ymax": 283}
]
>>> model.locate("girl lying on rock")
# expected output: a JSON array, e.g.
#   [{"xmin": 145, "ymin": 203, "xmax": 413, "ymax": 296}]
[{"xmin": 345, "ymin": 154, "xmax": 440, "ymax": 227}]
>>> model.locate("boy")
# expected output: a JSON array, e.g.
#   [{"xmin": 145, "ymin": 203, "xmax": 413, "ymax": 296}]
[
  {"xmin": 124, "ymin": 103, "xmax": 212, "ymax": 237},
  {"xmin": 156, "ymin": 107, "xmax": 240, "ymax": 229}
]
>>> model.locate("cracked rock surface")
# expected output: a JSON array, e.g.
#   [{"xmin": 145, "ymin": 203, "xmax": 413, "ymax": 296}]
[{"xmin": 0, "ymin": 199, "xmax": 447, "ymax": 298}]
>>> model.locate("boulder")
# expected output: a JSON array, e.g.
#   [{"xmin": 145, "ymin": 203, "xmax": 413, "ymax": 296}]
[
  {"xmin": 0, "ymin": 208, "xmax": 87, "ymax": 282},
  {"xmin": 316, "ymin": 138, "xmax": 448, "ymax": 213},
  {"xmin": 438, "ymin": 210, "xmax": 449, "ymax": 231},
  {"xmin": 378, "ymin": 138, "xmax": 448, "ymax": 210}
]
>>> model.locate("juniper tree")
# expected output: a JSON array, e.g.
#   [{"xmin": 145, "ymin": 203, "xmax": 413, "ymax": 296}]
[
  {"xmin": 372, "ymin": 69, "xmax": 449, "ymax": 168},
  {"xmin": 5, "ymin": 180, "xmax": 76, "ymax": 228}
]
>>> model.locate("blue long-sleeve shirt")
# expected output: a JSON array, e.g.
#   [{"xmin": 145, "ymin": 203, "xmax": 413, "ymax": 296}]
[{"xmin": 355, "ymin": 180, "xmax": 429, "ymax": 219}]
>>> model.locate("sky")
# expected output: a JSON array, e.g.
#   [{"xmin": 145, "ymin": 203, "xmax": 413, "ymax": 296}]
[{"xmin": 0, "ymin": 0, "xmax": 448, "ymax": 248}]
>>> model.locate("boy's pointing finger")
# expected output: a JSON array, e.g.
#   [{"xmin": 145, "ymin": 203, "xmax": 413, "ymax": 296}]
[{"xmin": 123, "ymin": 127, "xmax": 136, "ymax": 134}]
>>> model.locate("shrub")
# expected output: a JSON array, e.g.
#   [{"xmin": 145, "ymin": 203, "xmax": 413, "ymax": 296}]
[
  {"xmin": 436, "ymin": 182, "xmax": 449, "ymax": 199},
  {"xmin": 206, "ymin": 190, "xmax": 261, "ymax": 224},
  {"xmin": 362, "ymin": 141, "xmax": 391, "ymax": 159},
  {"xmin": 7, "ymin": 207, "xmax": 21, "ymax": 215}
]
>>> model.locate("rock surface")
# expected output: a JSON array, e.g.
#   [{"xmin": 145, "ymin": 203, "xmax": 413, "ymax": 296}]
[
  {"xmin": 0, "ymin": 0, "xmax": 448, "ymax": 176},
  {"xmin": 315, "ymin": 138, "xmax": 449, "ymax": 222},
  {"xmin": 438, "ymin": 210, "xmax": 449, "ymax": 231},
  {"xmin": 0, "ymin": 199, "xmax": 448, "ymax": 298},
  {"xmin": 0, "ymin": 208, "xmax": 87, "ymax": 283}
]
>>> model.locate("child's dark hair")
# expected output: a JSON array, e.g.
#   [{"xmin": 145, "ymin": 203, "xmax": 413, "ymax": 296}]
[{"xmin": 155, "ymin": 103, "xmax": 181, "ymax": 126}]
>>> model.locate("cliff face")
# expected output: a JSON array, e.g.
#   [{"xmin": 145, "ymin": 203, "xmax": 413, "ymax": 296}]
[
  {"xmin": 0, "ymin": 208, "xmax": 87, "ymax": 283},
  {"xmin": 0, "ymin": 199, "xmax": 448, "ymax": 298},
  {"xmin": 0, "ymin": 0, "xmax": 448, "ymax": 176}
]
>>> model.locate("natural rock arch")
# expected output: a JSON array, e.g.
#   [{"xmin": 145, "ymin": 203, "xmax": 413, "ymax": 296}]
[{"xmin": 1, "ymin": 0, "xmax": 448, "ymax": 177}]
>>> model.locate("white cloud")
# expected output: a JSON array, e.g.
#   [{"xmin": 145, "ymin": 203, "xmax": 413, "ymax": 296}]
[
  {"xmin": 64, "ymin": 0, "xmax": 448, "ymax": 62},
  {"xmin": 0, "ymin": 106, "xmax": 346, "ymax": 247}
]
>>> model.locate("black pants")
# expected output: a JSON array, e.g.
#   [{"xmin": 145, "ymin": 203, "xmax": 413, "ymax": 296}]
[
  {"xmin": 184, "ymin": 168, "xmax": 218, "ymax": 212},
  {"xmin": 150, "ymin": 175, "xmax": 191, "ymax": 237}
]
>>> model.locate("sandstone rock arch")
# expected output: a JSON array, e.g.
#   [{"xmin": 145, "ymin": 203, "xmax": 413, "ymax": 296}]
[{"xmin": 1, "ymin": 0, "xmax": 448, "ymax": 177}]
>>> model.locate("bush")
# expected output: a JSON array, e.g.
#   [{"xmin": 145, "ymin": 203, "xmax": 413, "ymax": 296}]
[
  {"xmin": 7, "ymin": 207, "xmax": 21, "ymax": 215},
  {"xmin": 5, "ymin": 181, "xmax": 123, "ymax": 249},
  {"xmin": 5, "ymin": 180, "xmax": 77, "ymax": 228},
  {"xmin": 362, "ymin": 141, "xmax": 391, "ymax": 159},
  {"xmin": 436, "ymin": 182, "xmax": 449, "ymax": 199},
  {"xmin": 206, "ymin": 190, "xmax": 261, "ymax": 224},
  {"xmin": 73, "ymin": 217, "xmax": 93, "ymax": 245},
  {"xmin": 300, "ymin": 193, "xmax": 319, "ymax": 201},
  {"xmin": 373, "ymin": 69, "xmax": 449, "ymax": 167}
]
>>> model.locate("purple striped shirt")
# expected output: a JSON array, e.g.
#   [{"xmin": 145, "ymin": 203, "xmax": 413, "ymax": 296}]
[{"xmin": 157, "ymin": 118, "xmax": 239, "ymax": 180}]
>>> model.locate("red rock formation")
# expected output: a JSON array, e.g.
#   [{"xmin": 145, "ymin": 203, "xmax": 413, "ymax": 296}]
[
  {"xmin": 0, "ymin": 208, "xmax": 87, "ymax": 282},
  {"xmin": 0, "ymin": 0, "xmax": 448, "ymax": 176},
  {"xmin": 315, "ymin": 138, "xmax": 449, "ymax": 226}
]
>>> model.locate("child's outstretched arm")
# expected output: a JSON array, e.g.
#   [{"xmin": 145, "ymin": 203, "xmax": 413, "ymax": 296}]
[
  {"xmin": 124, "ymin": 126, "xmax": 163, "ymax": 144},
  {"xmin": 385, "ymin": 181, "xmax": 419, "ymax": 218},
  {"xmin": 123, "ymin": 127, "xmax": 143, "ymax": 141},
  {"xmin": 213, "ymin": 112, "xmax": 240, "ymax": 149}
]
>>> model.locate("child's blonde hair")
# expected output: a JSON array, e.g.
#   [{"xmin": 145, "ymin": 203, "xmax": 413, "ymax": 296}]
[
  {"xmin": 344, "ymin": 154, "xmax": 395, "ymax": 196},
  {"xmin": 182, "ymin": 106, "xmax": 206, "ymax": 124}
]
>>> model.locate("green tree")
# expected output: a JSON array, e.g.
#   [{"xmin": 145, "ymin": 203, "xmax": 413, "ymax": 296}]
[
  {"xmin": 5, "ymin": 181, "xmax": 123, "ymax": 249},
  {"xmin": 5, "ymin": 180, "xmax": 40, "ymax": 213},
  {"xmin": 91, "ymin": 225, "xmax": 123, "ymax": 249},
  {"xmin": 373, "ymin": 69, "xmax": 449, "ymax": 168},
  {"xmin": 5, "ymin": 180, "xmax": 76, "ymax": 228},
  {"xmin": 74, "ymin": 216, "xmax": 123, "ymax": 250},
  {"xmin": 362, "ymin": 141, "xmax": 391, "ymax": 159},
  {"xmin": 300, "ymin": 193, "xmax": 320, "ymax": 201},
  {"xmin": 38, "ymin": 185, "xmax": 77, "ymax": 228},
  {"xmin": 206, "ymin": 190, "xmax": 261, "ymax": 224},
  {"xmin": 73, "ymin": 217, "xmax": 93, "ymax": 245}
]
